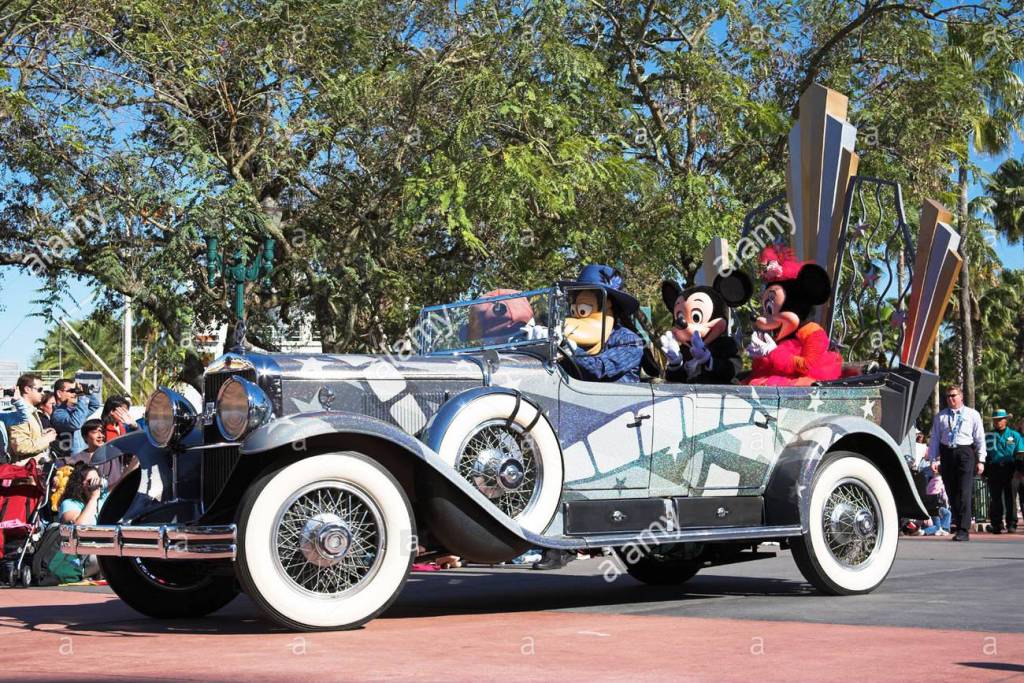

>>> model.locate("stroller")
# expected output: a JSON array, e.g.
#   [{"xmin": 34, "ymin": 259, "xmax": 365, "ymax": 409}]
[{"xmin": 0, "ymin": 458, "xmax": 59, "ymax": 587}]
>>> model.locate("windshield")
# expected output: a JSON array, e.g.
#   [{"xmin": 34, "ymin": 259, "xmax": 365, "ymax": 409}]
[{"xmin": 417, "ymin": 288, "xmax": 554, "ymax": 354}]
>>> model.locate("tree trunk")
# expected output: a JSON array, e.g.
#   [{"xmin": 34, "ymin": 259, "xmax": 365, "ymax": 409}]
[
  {"xmin": 956, "ymin": 161, "xmax": 976, "ymax": 407},
  {"xmin": 932, "ymin": 338, "xmax": 940, "ymax": 416}
]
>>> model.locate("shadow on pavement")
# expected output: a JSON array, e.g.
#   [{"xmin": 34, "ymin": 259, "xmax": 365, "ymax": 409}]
[
  {"xmin": 957, "ymin": 662, "xmax": 1024, "ymax": 673},
  {"xmin": 0, "ymin": 594, "xmax": 283, "ymax": 637},
  {"xmin": 2, "ymin": 566, "xmax": 810, "ymax": 636},
  {"xmin": 382, "ymin": 567, "xmax": 811, "ymax": 618}
]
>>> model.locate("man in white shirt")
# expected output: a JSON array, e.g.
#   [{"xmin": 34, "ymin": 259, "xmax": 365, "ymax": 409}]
[{"xmin": 926, "ymin": 385, "xmax": 986, "ymax": 541}]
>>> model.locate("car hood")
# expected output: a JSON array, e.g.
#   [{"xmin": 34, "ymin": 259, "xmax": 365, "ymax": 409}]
[{"xmin": 259, "ymin": 352, "xmax": 486, "ymax": 383}]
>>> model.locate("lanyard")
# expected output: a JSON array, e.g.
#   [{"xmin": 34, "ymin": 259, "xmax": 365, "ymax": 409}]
[{"xmin": 947, "ymin": 411, "xmax": 963, "ymax": 446}]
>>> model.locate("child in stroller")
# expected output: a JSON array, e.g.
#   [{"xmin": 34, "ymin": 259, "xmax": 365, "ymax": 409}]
[{"xmin": 0, "ymin": 458, "xmax": 59, "ymax": 587}]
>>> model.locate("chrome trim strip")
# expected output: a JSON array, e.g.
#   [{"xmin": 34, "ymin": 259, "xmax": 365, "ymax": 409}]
[
  {"xmin": 531, "ymin": 524, "xmax": 804, "ymax": 549},
  {"xmin": 60, "ymin": 523, "xmax": 237, "ymax": 560}
]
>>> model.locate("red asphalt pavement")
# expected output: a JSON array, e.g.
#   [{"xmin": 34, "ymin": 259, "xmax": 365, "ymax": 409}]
[{"xmin": 1, "ymin": 586, "xmax": 1022, "ymax": 682}]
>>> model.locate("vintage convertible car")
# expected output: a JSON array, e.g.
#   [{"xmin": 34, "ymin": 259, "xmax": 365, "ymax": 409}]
[{"xmin": 61, "ymin": 287, "xmax": 933, "ymax": 631}]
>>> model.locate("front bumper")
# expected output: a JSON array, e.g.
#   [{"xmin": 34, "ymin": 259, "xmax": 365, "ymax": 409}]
[{"xmin": 60, "ymin": 523, "xmax": 236, "ymax": 560}]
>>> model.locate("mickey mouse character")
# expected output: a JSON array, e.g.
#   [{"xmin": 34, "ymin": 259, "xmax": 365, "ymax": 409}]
[
  {"xmin": 659, "ymin": 271, "xmax": 754, "ymax": 384},
  {"xmin": 744, "ymin": 246, "xmax": 843, "ymax": 386}
]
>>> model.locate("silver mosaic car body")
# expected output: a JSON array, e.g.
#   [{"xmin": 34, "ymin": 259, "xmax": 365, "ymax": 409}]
[{"xmin": 62, "ymin": 286, "xmax": 934, "ymax": 630}]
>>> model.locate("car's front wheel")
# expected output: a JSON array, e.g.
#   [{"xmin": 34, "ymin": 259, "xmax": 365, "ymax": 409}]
[
  {"xmin": 236, "ymin": 452, "xmax": 415, "ymax": 631},
  {"xmin": 790, "ymin": 452, "xmax": 898, "ymax": 595},
  {"xmin": 98, "ymin": 470, "xmax": 240, "ymax": 619}
]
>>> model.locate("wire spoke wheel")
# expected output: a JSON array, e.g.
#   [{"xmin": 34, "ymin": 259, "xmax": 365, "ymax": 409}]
[
  {"xmin": 272, "ymin": 482, "xmax": 385, "ymax": 598},
  {"xmin": 456, "ymin": 420, "xmax": 540, "ymax": 520},
  {"xmin": 822, "ymin": 478, "xmax": 881, "ymax": 569}
]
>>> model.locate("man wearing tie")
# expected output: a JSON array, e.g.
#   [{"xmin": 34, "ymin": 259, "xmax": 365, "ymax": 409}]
[{"xmin": 926, "ymin": 386, "xmax": 986, "ymax": 541}]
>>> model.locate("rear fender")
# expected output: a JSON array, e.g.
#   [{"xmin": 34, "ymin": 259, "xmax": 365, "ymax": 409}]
[{"xmin": 764, "ymin": 416, "xmax": 927, "ymax": 530}]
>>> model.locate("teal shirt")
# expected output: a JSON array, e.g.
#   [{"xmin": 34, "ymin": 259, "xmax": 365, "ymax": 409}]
[{"xmin": 988, "ymin": 427, "xmax": 1024, "ymax": 464}]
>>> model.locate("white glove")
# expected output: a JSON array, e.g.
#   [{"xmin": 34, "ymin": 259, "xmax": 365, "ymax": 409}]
[
  {"xmin": 746, "ymin": 330, "xmax": 777, "ymax": 359},
  {"xmin": 660, "ymin": 330, "xmax": 682, "ymax": 367},
  {"xmin": 684, "ymin": 332, "xmax": 713, "ymax": 377},
  {"xmin": 523, "ymin": 320, "xmax": 549, "ymax": 341}
]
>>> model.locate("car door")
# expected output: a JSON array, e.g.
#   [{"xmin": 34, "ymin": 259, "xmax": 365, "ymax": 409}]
[
  {"xmin": 557, "ymin": 375, "xmax": 654, "ymax": 491},
  {"xmin": 649, "ymin": 383, "xmax": 780, "ymax": 497}
]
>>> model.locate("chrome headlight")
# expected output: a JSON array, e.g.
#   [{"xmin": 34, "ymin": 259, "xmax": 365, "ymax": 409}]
[
  {"xmin": 145, "ymin": 388, "xmax": 197, "ymax": 448},
  {"xmin": 216, "ymin": 376, "xmax": 273, "ymax": 442}
]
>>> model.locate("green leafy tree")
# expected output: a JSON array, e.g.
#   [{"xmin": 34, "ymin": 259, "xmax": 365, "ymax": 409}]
[{"xmin": 1, "ymin": 0, "xmax": 1022, "ymax": 391}]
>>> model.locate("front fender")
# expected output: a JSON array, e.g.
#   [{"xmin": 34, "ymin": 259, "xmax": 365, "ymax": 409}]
[
  {"xmin": 240, "ymin": 411, "xmax": 532, "ymax": 545},
  {"xmin": 88, "ymin": 428, "xmax": 203, "ymax": 522},
  {"xmin": 765, "ymin": 415, "xmax": 927, "ymax": 530}
]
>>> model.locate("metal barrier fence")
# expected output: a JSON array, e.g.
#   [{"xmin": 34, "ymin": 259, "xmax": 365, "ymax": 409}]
[{"xmin": 972, "ymin": 477, "xmax": 989, "ymax": 523}]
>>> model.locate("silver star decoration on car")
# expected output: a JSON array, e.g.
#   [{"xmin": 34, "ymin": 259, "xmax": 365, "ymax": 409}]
[
  {"xmin": 808, "ymin": 391, "xmax": 823, "ymax": 412},
  {"xmin": 290, "ymin": 394, "xmax": 325, "ymax": 413},
  {"xmin": 613, "ymin": 476, "xmax": 628, "ymax": 490},
  {"xmin": 861, "ymin": 398, "xmax": 875, "ymax": 419},
  {"xmin": 298, "ymin": 356, "xmax": 333, "ymax": 377}
]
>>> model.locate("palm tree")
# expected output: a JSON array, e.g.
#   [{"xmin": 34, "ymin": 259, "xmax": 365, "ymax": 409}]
[
  {"xmin": 987, "ymin": 157, "xmax": 1024, "ymax": 247},
  {"xmin": 30, "ymin": 311, "xmax": 182, "ymax": 403},
  {"xmin": 944, "ymin": 23, "xmax": 1024, "ymax": 407}
]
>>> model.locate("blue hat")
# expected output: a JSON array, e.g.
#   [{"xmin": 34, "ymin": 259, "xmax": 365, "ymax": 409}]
[
  {"xmin": 559, "ymin": 264, "xmax": 639, "ymax": 316},
  {"xmin": 990, "ymin": 409, "xmax": 1013, "ymax": 420}
]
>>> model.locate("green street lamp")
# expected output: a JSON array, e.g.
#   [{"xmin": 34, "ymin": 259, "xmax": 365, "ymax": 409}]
[{"xmin": 206, "ymin": 236, "xmax": 276, "ymax": 321}]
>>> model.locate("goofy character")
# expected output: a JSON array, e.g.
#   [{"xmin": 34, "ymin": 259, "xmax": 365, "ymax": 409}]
[
  {"xmin": 558, "ymin": 264, "xmax": 644, "ymax": 383},
  {"xmin": 659, "ymin": 271, "xmax": 753, "ymax": 384},
  {"xmin": 744, "ymin": 246, "xmax": 843, "ymax": 386}
]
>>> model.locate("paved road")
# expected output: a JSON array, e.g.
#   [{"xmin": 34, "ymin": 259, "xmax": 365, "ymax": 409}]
[{"xmin": 2, "ymin": 535, "xmax": 1023, "ymax": 682}]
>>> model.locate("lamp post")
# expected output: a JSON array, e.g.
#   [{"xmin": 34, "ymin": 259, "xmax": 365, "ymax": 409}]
[{"xmin": 206, "ymin": 236, "xmax": 275, "ymax": 347}]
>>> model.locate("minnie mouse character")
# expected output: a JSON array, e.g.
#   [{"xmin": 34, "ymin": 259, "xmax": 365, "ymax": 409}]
[
  {"xmin": 744, "ymin": 246, "xmax": 843, "ymax": 386},
  {"xmin": 659, "ymin": 271, "xmax": 754, "ymax": 384}
]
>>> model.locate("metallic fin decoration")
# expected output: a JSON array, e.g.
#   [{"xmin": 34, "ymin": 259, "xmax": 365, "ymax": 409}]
[
  {"xmin": 817, "ymin": 145, "xmax": 860, "ymax": 327},
  {"xmin": 695, "ymin": 237, "xmax": 733, "ymax": 332},
  {"xmin": 912, "ymin": 230, "xmax": 962, "ymax": 368},
  {"xmin": 903, "ymin": 207, "xmax": 962, "ymax": 367},
  {"xmin": 786, "ymin": 84, "xmax": 855, "ymax": 269},
  {"xmin": 695, "ymin": 237, "xmax": 730, "ymax": 286},
  {"xmin": 901, "ymin": 200, "xmax": 961, "ymax": 367}
]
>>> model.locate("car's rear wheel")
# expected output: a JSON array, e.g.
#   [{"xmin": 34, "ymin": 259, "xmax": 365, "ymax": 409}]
[
  {"xmin": 236, "ymin": 452, "xmax": 414, "ymax": 631},
  {"xmin": 434, "ymin": 393, "xmax": 562, "ymax": 534},
  {"xmin": 614, "ymin": 543, "xmax": 704, "ymax": 586},
  {"xmin": 790, "ymin": 452, "xmax": 898, "ymax": 595}
]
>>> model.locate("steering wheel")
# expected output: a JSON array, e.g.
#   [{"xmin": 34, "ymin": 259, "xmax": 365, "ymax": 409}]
[{"xmin": 555, "ymin": 339, "xmax": 585, "ymax": 380}]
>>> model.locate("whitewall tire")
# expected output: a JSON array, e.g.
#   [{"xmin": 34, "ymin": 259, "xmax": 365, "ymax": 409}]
[
  {"xmin": 236, "ymin": 452, "xmax": 414, "ymax": 630},
  {"xmin": 791, "ymin": 452, "xmax": 898, "ymax": 595},
  {"xmin": 434, "ymin": 393, "xmax": 562, "ymax": 534}
]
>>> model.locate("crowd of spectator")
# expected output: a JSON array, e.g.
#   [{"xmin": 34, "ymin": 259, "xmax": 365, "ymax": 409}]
[{"xmin": 0, "ymin": 373, "xmax": 141, "ymax": 583}]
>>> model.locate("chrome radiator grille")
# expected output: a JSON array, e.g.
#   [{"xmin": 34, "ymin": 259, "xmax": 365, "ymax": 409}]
[{"xmin": 202, "ymin": 446, "xmax": 242, "ymax": 511}]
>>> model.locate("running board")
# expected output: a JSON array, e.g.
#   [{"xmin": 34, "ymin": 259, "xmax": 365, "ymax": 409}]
[
  {"xmin": 60, "ymin": 523, "xmax": 236, "ymax": 560},
  {"xmin": 527, "ymin": 524, "xmax": 804, "ymax": 550}
]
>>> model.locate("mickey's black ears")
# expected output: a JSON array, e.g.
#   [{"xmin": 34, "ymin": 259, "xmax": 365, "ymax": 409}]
[
  {"xmin": 661, "ymin": 280, "xmax": 683, "ymax": 312},
  {"xmin": 713, "ymin": 271, "xmax": 754, "ymax": 307},
  {"xmin": 797, "ymin": 264, "xmax": 832, "ymax": 305}
]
